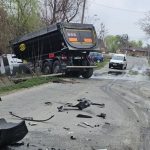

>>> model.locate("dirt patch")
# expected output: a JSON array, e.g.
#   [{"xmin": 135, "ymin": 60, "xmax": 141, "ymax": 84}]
[{"xmin": 0, "ymin": 76, "xmax": 14, "ymax": 87}]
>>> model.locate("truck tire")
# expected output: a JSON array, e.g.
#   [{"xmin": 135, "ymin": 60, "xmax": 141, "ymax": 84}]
[
  {"xmin": 43, "ymin": 62, "xmax": 52, "ymax": 74},
  {"xmin": 52, "ymin": 60, "xmax": 61, "ymax": 73},
  {"xmin": 71, "ymin": 71, "xmax": 81, "ymax": 77},
  {"xmin": 109, "ymin": 64, "xmax": 111, "ymax": 68},
  {"xmin": 124, "ymin": 64, "xmax": 127, "ymax": 70},
  {"xmin": 81, "ymin": 68, "xmax": 93, "ymax": 78},
  {"xmin": 65, "ymin": 71, "xmax": 81, "ymax": 78},
  {"xmin": 121, "ymin": 65, "xmax": 124, "ymax": 70}
]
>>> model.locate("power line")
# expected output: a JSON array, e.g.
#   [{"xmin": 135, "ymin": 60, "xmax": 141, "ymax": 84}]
[{"xmin": 91, "ymin": 2, "xmax": 147, "ymax": 14}]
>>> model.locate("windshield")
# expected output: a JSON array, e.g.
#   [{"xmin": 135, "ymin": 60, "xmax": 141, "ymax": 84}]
[
  {"xmin": 64, "ymin": 28, "xmax": 96, "ymax": 49},
  {"xmin": 112, "ymin": 55, "xmax": 124, "ymax": 60},
  {"xmin": 90, "ymin": 52, "xmax": 102, "ymax": 56}
]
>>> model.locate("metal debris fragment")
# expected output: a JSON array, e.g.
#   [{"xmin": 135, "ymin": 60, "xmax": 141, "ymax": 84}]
[
  {"xmin": 45, "ymin": 102, "xmax": 52, "ymax": 105},
  {"xmin": 76, "ymin": 98, "xmax": 105, "ymax": 109},
  {"xmin": 9, "ymin": 112, "xmax": 54, "ymax": 122},
  {"xmin": 70, "ymin": 136, "xmax": 76, "ymax": 140},
  {"xmin": 57, "ymin": 106, "xmax": 64, "ymax": 112},
  {"xmin": 28, "ymin": 122, "xmax": 37, "ymax": 126},
  {"xmin": 94, "ymin": 124, "xmax": 100, "ymax": 127},
  {"xmin": 77, "ymin": 124, "xmax": 87, "ymax": 128},
  {"xmin": 97, "ymin": 113, "xmax": 106, "ymax": 119},
  {"xmin": 76, "ymin": 114, "xmax": 92, "ymax": 118},
  {"xmin": 63, "ymin": 127, "xmax": 70, "ymax": 131},
  {"xmin": 81, "ymin": 122, "xmax": 94, "ymax": 128},
  {"xmin": 73, "ymin": 100, "xmax": 91, "ymax": 110},
  {"xmin": 105, "ymin": 122, "xmax": 110, "ymax": 125}
]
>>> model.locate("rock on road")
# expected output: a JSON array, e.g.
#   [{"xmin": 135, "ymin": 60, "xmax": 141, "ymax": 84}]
[{"xmin": 1, "ymin": 56, "xmax": 150, "ymax": 150}]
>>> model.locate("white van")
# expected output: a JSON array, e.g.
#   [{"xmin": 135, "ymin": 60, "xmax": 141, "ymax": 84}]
[{"xmin": 109, "ymin": 54, "xmax": 127, "ymax": 70}]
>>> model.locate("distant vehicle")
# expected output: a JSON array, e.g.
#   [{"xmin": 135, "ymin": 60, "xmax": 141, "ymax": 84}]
[
  {"xmin": 109, "ymin": 54, "xmax": 127, "ymax": 70},
  {"xmin": 89, "ymin": 52, "xmax": 104, "ymax": 62},
  {"xmin": 10, "ymin": 22, "xmax": 99, "ymax": 78}
]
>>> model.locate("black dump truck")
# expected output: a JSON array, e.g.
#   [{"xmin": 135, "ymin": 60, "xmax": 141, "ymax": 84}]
[{"xmin": 10, "ymin": 22, "xmax": 99, "ymax": 78}]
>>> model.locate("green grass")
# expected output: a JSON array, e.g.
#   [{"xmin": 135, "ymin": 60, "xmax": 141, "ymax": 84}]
[
  {"xmin": 0, "ymin": 76, "xmax": 60, "ymax": 95},
  {"xmin": 95, "ymin": 58, "xmax": 110, "ymax": 69}
]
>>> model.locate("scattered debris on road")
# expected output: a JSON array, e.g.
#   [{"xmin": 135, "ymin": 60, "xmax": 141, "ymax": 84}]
[
  {"xmin": 76, "ymin": 123, "xmax": 87, "ymax": 128},
  {"xmin": 97, "ymin": 113, "xmax": 106, "ymax": 119},
  {"xmin": 44, "ymin": 102, "xmax": 52, "ymax": 105},
  {"xmin": 57, "ymin": 98, "xmax": 105, "ymax": 113},
  {"xmin": 73, "ymin": 99, "xmax": 91, "ymax": 110},
  {"xmin": 76, "ymin": 98, "xmax": 105, "ymax": 109},
  {"xmin": 104, "ymin": 122, "xmax": 110, "ymax": 125},
  {"xmin": 57, "ymin": 106, "xmax": 64, "ymax": 112},
  {"xmin": 9, "ymin": 112, "xmax": 54, "ymax": 122},
  {"xmin": 63, "ymin": 127, "xmax": 70, "ymax": 131},
  {"xmin": 28, "ymin": 122, "xmax": 37, "ymax": 126},
  {"xmin": 76, "ymin": 114, "xmax": 93, "ymax": 118},
  {"xmin": 81, "ymin": 122, "xmax": 94, "ymax": 128},
  {"xmin": 70, "ymin": 136, "xmax": 76, "ymax": 140},
  {"xmin": 0, "ymin": 118, "xmax": 28, "ymax": 147}
]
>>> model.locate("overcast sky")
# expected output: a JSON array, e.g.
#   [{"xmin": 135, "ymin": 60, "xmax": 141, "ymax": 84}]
[{"xmin": 85, "ymin": 0, "xmax": 150, "ymax": 44}]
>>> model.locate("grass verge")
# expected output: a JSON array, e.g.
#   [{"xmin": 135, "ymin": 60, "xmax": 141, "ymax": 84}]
[
  {"xmin": 95, "ymin": 58, "xmax": 110, "ymax": 69},
  {"xmin": 0, "ymin": 76, "xmax": 60, "ymax": 95}
]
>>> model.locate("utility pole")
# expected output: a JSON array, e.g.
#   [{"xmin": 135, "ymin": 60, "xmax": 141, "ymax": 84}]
[{"xmin": 81, "ymin": 0, "xmax": 86, "ymax": 24}]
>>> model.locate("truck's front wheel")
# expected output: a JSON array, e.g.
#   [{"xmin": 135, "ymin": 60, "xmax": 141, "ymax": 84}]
[{"xmin": 81, "ymin": 68, "xmax": 93, "ymax": 78}]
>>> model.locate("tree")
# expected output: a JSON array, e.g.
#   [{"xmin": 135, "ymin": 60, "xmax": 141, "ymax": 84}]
[
  {"xmin": 139, "ymin": 11, "xmax": 150, "ymax": 36},
  {"xmin": 3, "ymin": 0, "xmax": 42, "ymax": 36},
  {"xmin": 105, "ymin": 34, "xmax": 129, "ymax": 53},
  {"xmin": 129, "ymin": 40, "xmax": 143, "ymax": 48},
  {"xmin": 0, "ymin": 6, "xmax": 11, "ymax": 53},
  {"xmin": 41, "ymin": 0, "xmax": 84, "ymax": 25},
  {"xmin": 105, "ymin": 35, "xmax": 120, "ymax": 53}
]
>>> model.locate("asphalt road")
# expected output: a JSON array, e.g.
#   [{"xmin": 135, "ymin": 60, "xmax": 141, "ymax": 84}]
[{"xmin": 1, "ymin": 56, "xmax": 150, "ymax": 150}]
